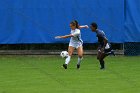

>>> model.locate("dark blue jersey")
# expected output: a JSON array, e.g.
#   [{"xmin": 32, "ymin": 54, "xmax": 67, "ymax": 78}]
[
  {"xmin": 96, "ymin": 29, "xmax": 114, "ymax": 55},
  {"xmin": 96, "ymin": 29, "xmax": 107, "ymax": 47}
]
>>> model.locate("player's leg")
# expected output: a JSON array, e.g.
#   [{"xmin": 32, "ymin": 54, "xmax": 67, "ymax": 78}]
[
  {"xmin": 97, "ymin": 49, "xmax": 101, "ymax": 60},
  {"xmin": 97, "ymin": 50, "xmax": 104, "ymax": 69},
  {"xmin": 98, "ymin": 48, "xmax": 115, "ymax": 69},
  {"xmin": 98, "ymin": 44, "xmax": 115, "ymax": 69},
  {"xmin": 63, "ymin": 46, "xmax": 74, "ymax": 69},
  {"xmin": 105, "ymin": 44, "xmax": 115, "ymax": 56},
  {"xmin": 77, "ymin": 46, "xmax": 83, "ymax": 69},
  {"xmin": 97, "ymin": 48, "xmax": 106, "ymax": 69},
  {"xmin": 105, "ymin": 49, "xmax": 115, "ymax": 56},
  {"xmin": 99, "ymin": 52, "xmax": 106, "ymax": 69}
]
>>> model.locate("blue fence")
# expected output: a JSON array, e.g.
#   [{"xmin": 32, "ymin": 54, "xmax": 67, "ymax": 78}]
[{"xmin": 0, "ymin": 0, "xmax": 139, "ymax": 44}]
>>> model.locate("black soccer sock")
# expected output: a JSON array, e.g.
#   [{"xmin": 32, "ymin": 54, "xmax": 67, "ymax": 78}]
[{"xmin": 99, "ymin": 60, "xmax": 105, "ymax": 68}]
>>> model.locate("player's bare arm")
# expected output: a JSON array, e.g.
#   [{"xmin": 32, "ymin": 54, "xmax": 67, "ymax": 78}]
[
  {"xmin": 79, "ymin": 25, "xmax": 89, "ymax": 29},
  {"xmin": 55, "ymin": 34, "xmax": 73, "ymax": 39}
]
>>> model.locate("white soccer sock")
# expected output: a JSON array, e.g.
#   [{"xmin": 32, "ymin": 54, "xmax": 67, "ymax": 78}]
[
  {"xmin": 77, "ymin": 57, "xmax": 83, "ymax": 65},
  {"xmin": 65, "ymin": 56, "xmax": 71, "ymax": 65}
]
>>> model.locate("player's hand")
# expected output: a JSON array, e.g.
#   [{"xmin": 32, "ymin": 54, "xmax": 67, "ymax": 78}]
[
  {"xmin": 85, "ymin": 25, "xmax": 89, "ymax": 28},
  {"xmin": 55, "ymin": 36, "xmax": 62, "ymax": 39}
]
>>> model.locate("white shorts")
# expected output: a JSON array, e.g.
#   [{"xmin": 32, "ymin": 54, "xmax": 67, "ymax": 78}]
[{"xmin": 69, "ymin": 42, "xmax": 83, "ymax": 49}]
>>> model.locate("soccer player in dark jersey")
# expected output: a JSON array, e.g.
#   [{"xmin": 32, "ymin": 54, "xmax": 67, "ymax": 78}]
[{"xmin": 90, "ymin": 22, "xmax": 115, "ymax": 69}]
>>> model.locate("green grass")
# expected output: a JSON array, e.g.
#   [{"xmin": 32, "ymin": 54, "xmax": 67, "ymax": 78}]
[{"xmin": 0, "ymin": 55, "xmax": 140, "ymax": 93}]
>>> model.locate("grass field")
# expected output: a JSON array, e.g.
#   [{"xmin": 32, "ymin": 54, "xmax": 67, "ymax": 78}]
[{"xmin": 0, "ymin": 55, "xmax": 140, "ymax": 93}]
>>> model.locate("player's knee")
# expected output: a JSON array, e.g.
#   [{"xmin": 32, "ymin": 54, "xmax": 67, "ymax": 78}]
[
  {"xmin": 97, "ymin": 55, "xmax": 100, "ymax": 60},
  {"xmin": 78, "ymin": 52, "xmax": 83, "ymax": 58},
  {"xmin": 97, "ymin": 56, "xmax": 102, "ymax": 61},
  {"xmin": 68, "ymin": 51, "xmax": 73, "ymax": 56},
  {"xmin": 99, "ymin": 57, "xmax": 104, "ymax": 61},
  {"xmin": 78, "ymin": 55, "xmax": 83, "ymax": 58},
  {"xmin": 69, "ymin": 53, "xmax": 72, "ymax": 56}
]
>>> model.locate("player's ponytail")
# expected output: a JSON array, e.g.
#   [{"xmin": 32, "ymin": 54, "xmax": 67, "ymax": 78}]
[
  {"xmin": 71, "ymin": 20, "xmax": 79, "ymax": 29},
  {"xmin": 73, "ymin": 20, "xmax": 79, "ymax": 28}
]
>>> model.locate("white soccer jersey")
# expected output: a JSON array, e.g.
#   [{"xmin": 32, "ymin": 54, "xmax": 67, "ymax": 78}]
[{"xmin": 69, "ymin": 29, "xmax": 83, "ymax": 48}]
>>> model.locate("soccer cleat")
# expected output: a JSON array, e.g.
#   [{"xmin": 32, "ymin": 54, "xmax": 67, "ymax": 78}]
[
  {"xmin": 63, "ymin": 64, "xmax": 67, "ymax": 69},
  {"xmin": 77, "ymin": 64, "xmax": 80, "ymax": 69},
  {"xmin": 100, "ymin": 67, "xmax": 105, "ymax": 70}
]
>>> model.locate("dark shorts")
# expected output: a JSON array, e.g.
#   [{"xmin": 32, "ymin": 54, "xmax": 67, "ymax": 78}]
[
  {"xmin": 98, "ymin": 43, "xmax": 112, "ymax": 54},
  {"xmin": 104, "ymin": 48, "xmax": 112, "ymax": 54}
]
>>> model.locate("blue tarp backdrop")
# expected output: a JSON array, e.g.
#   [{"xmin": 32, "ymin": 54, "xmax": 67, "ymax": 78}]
[{"xmin": 0, "ymin": 0, "xmax": 139, "ymax": 44}]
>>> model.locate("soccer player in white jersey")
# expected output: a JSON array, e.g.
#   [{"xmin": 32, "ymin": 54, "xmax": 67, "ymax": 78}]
[{"xmin": 55, "ymin": 20, "xmax": 88, "ymax": 69}]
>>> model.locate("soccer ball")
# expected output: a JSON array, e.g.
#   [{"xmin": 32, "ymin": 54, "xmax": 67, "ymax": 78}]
[{"xmin": 60, "ymin": 51, "xmax": 69, "ymax": 58}]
